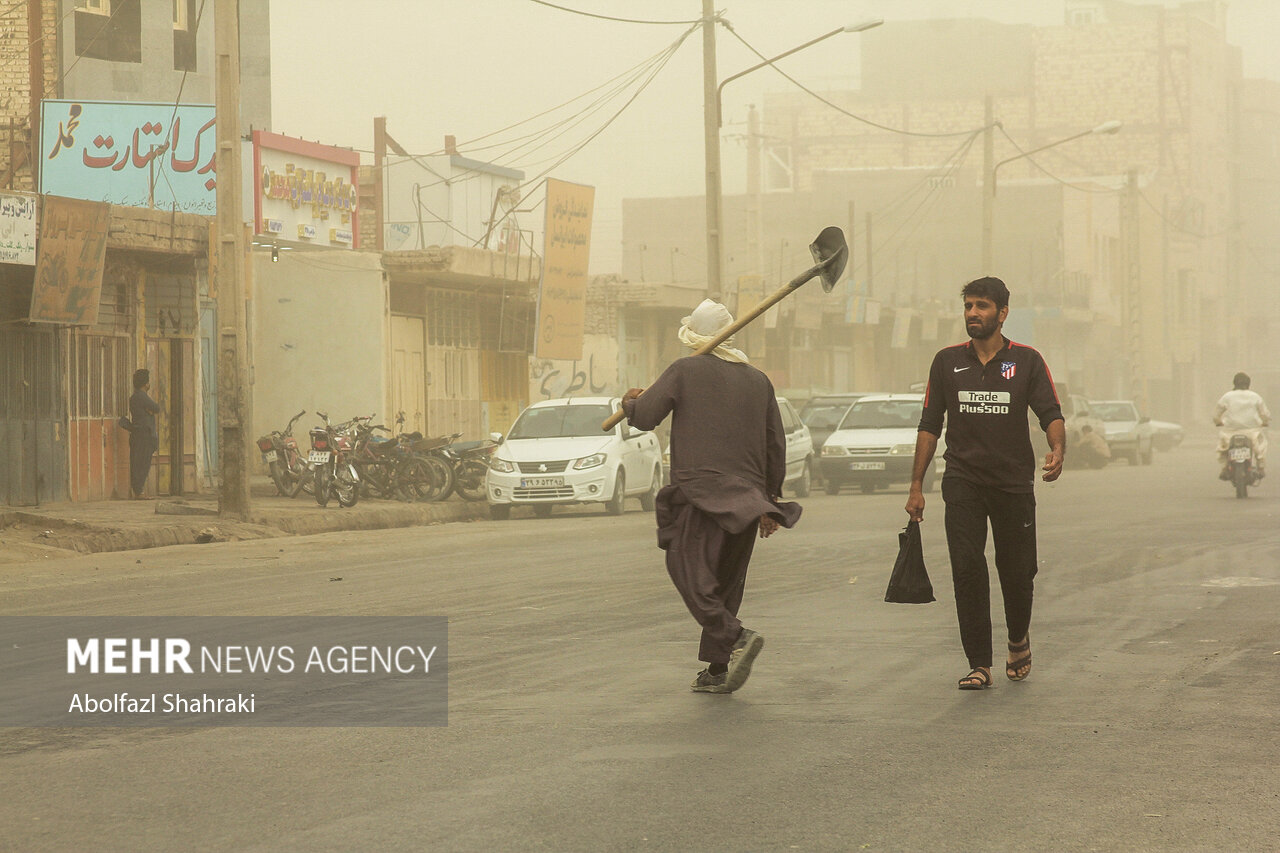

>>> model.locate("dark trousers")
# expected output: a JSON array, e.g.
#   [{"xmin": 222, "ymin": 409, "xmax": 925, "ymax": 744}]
[
  {"xmin": 941, "ymin": 477, "xmax": 1038, "ymax": 669},
  {"xmin": 663, "ymin": 503, "xmax": 758, "ymax": 664},
  {"xmin": 129, "ymin": 430, "xmax": 158, "ymax": 496}
]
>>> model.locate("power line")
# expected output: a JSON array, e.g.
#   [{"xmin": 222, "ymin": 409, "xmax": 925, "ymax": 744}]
[
  {"xmin": 721, "ymin": 23, "xmax": 989, "ymax": 139},
  {"xmin": 526, "ymin": 0, "xmax": 702, "ymax": 26}
]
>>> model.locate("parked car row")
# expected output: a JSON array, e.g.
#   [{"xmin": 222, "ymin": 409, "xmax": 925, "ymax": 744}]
[{"xmin": 482, "ymin": 387, "xmax": 1187, "ymax": 520}]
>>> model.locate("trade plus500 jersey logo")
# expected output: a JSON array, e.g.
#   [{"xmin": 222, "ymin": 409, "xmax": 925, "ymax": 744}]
[{"xmin": 958, "ymin": 390, "xmax": 1011, "ymax": 414}]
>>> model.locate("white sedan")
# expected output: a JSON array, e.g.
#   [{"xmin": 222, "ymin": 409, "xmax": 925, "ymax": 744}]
[{"xmin": 486, "ymin": 397, "xmax": 663, "ymax": 520}]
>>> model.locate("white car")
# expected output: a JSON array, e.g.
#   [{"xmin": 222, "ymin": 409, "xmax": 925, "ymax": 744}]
[
  {"xmin": 776, "ymin": 396, "xmax": 815, "ymax": 497},
  {"xmin": 486, "ymin": 397, "xmax": 663, "ymax": 519},
  {"xmin": 818, "ymin": 393, "xmax": 943, "ymax": 494},
  {"xmin": 1089, "ymin": 399, "xmax": 1155, "ymax": 465}
]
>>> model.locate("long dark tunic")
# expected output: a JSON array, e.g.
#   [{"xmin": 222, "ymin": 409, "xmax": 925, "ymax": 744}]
[{"xmin": 623, "ymin": 354, "xmax": 801, "ymax": 533}]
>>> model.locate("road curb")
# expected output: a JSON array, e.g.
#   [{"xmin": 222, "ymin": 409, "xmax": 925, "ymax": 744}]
[{"xmin": 0, "ymin": 498, "xmax": 493, "ymax": 558}]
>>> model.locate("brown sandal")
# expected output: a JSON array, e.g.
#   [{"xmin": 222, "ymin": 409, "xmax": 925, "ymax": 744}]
[
  {"xmin": 958, "ymin": 667, "xmax": 992, "ymax": 690},
  {"xmin": 1006, "ymin": 637, "xmax": 1031, "ymax": 681}
]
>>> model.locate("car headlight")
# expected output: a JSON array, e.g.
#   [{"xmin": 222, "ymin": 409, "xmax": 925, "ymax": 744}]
[
  {"xmin": 821, "ymin": 445, "xmax": 847, "ymax": 456},
  {"xmin": 889, "ymin": 444, "xmax": 914, "ymax": 455},
  {"xmin": 489, "ymin": 457, "xmax": 514, "ymax": 473},
  {"xmin": 574, "ymin": 452, "xmax": 607, "ymax": 470}
]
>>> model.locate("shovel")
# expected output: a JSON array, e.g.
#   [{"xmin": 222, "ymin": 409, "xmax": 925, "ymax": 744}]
[{"xmin": 602, "ymin": 226, "xmax": 848, "ymax": 431}]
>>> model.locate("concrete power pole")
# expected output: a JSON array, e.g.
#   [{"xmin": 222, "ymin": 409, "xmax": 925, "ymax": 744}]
[
  {"xmin": 215, "ymin": 0, "xmax": 250, "ymax": 519},
  {"xmin": 1122, "ymin": 167, "xmax": 1146, "ymax": 413},
  {"xmin": 981, "ymin": 95, "xmax": 994, "ymax": 272},
  {"xmin": 702, "ymin": 0, "xmax": 723, "ymax": 301}
]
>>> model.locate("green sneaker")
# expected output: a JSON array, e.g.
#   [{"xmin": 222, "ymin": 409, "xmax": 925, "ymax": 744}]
[
  {"xmin": 690, "ymin": 668, "xmax": 730, "ymax": 693},
  {"xmin": 724, "ymin": 628, "xmax": 764, "ymax": 692}
]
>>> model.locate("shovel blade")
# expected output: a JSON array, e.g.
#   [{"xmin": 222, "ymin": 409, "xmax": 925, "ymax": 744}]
[{"xmin": 809, "ymin": 226, "xmax": 849, "ymax": 292}]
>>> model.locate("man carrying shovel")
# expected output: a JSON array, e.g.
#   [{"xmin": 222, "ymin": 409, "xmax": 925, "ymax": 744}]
[
  {"xmin": 622, "ymin": 299, "xmax": 801, "ymax": 694},
  {"xmin": 611, "ymin": 228, "xmax": 845, "ymax": 694}
]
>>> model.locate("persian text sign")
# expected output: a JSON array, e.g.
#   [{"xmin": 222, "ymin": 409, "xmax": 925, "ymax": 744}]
[
  {"xmin": 40, "ymin": 100, "xmax": 217, "ymax": 214},
  {"xmin": 536, "ymin": 179, "xmax": 594, "ymax": 360},
  {"xmin": 30, "ymin": 196, "xmax": 109, "ymax": 325},
  {"xmin": 0, "ymin": 191, "xmax": 38, "ymax": 264},
  {"xmin": 253, "ymin": 131, "xmax": 360, "ymax": 249}
]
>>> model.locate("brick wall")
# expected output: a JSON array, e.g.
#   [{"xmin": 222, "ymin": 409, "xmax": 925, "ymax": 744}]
[{"xmin": 0, "ymin": 0, "xmax": 59, "ymax": 191}]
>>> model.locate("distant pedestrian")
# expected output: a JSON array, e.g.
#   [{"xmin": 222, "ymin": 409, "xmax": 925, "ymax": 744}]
[
  {"xmin": 622, "ymin": 299, "xmax": 801, "ymax": 694},
  {"xmin": 129, "ymin": 368, "xmax": 161, "ymax": 500},
  {"xmin": 905, "ymin": 277, "xmax": 1065, "ymax": 690}
]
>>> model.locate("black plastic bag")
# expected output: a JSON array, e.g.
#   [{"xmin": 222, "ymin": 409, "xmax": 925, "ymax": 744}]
[
  {"xmin": 885, "ymin": 520, "xmax": 935, "ymax": 604},
  {"xmin": 117, "ymin": 415, "xmax": 133, "ymax": 431}
]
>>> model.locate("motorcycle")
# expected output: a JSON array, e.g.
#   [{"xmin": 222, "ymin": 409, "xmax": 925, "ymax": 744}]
[
  {"xmin": 309, "ymin": 412, "xmax": 361, "ymax": 508},
  {"xmin": 256, "ymin": 409, "xmax": 308, "ymax": 497},
  {"xmin": 1222, "ymin": 432, "xmax": 1262, "ymax": 499},
  {"xmin": 440, "ymin": 437, "xmax": 497, "ymax": 502}
]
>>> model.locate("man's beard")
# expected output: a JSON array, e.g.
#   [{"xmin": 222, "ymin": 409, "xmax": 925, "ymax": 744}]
[{"xmin": 966, "ymin": 316, "xmax": 999, "ymax": 340}]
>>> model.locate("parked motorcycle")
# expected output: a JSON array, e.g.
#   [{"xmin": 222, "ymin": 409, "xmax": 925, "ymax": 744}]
[
  {"xmin": 256, "ymin": 409, "xmax": 308, "ymax": 497},
  {"xmin": 1222, "ymin": 432, "xmax": 1262, "ymax": 499},
  {"xmin": 439, "ymin": 437, "xmax": 497, "ymax": 502},
  {"xmin": 309, "ymin": 412, "xmax": 361, "ymax": 508}
]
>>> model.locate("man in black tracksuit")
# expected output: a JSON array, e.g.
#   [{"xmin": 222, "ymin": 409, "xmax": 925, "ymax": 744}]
[{"xmin": 905, "ymin": 277, "xmax": 1065, "ymax": 690}]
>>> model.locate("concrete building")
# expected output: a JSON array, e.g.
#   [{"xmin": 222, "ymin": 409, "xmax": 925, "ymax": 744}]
[
  {"xmin": 0, "ymin": 0, "xmax": 269, "ymax": 505},
  {"xmin": 748, "ymin": 0, "xmax": 1265, "ymax": 423}
]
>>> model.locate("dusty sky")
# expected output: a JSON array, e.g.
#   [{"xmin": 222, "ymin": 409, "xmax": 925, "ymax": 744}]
[{"xmin": 270, "ymin": 0, "xmax": 1280, "ymax": 272}]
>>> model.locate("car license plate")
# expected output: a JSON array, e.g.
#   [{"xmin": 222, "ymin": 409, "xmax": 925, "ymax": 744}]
[
  {"xmin": 1229, "ymin": 447, "xmax": 1251, "ymax": 462},
  {"xmin": 308, "ymin": 450, "xmax": 331, "ymax": 464},
  {"xmin": 520, "ymin": 477, "xmax": 563, "ymax": 488},
  {"xmin": 849, "ymin": 461, "xmax": 885, "ymax": 471},
  {"xmin": 263, "ymin": 450, "xmax": 278, "ymax": 462}
]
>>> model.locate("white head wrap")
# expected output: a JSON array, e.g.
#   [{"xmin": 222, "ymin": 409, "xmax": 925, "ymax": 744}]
[{"xmin": 677, "ymin": 299, "xmax": 749, "ymax": 363}]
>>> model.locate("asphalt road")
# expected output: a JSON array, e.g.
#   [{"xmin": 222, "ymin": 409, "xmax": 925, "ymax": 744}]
[{"xmin": 1, "ymin": 441, "xmax": 1277, "ymax": 852}]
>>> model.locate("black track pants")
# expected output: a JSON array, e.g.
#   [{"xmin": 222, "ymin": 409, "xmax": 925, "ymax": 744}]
[{"xmin": 941, "ymin": 477, "xmax": 1038, "ymax": 669}]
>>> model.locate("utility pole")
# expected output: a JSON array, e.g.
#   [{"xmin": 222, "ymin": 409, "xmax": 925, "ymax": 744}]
[
  {"xmin": 702, "ymin": 0, "xmax": 723, "ymax": 301},
  {"xmin": 374, "ymin": 116, "xmax": 387, "ymax": 251},
  {"xmin": 215, "ymin": 0, "xmax": 250, "ymax": 519},
  {"xmin": 1122, "ymin": 167, "xmax": 1145, "ymax": 413},
  {"xmin": 981, "ymin": 95, "xmax": 994, "ymax": 272},
  {"xmin": 27, "ymin": 0, "xmax": 42, "ymax": 191}
]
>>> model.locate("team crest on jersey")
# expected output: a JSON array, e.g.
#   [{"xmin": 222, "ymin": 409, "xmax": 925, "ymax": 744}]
[{"xmin": 1000, "ymin": 361, "xmax": 1016, "ymax": 380}]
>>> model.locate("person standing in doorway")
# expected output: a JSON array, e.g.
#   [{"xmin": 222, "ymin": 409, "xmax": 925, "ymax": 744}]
[
  {"xmin": 129, "ymin": 368, "xmax": 162, "ymax": 500},
  {"xmin": 622, "ymin": 299, "xmax": 801, "ymax": 694},
  {"xmin": 905, "ymin": 277, "xmax": 1065, "ymax": 690}
]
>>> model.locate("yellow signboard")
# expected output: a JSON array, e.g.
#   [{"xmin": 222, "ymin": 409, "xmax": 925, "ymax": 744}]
[
  {"xmin": 29, "ymin": 196, "xmax": 110, "ymax": 326},
  {"xmin": 536, "ymin": 178, "xmax": 594, "ymax": 361}
]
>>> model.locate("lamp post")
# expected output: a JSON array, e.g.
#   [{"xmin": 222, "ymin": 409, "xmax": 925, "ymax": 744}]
[
  {"xmin": 981, "ymin": 119, "xmax": 1122, "ymax": 271},
  {"xmin": 702, "ymin": 11, "xmax": 882, "ymax": 299}
]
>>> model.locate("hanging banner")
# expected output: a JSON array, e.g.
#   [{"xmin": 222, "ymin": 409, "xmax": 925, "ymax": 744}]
[
  {"xmin": 535, "ymin": 178, "xmax": 594, "ymax": 361},
  {"xmin": 890, "ymin": 309, "xmax": 914, "ymax": 349},
  {"xmin": 40, "ymin": 100, "xmax": 217, "ymax": 214},
  {"xmin": 0, "ymin": 191, "xmax": 38, "ymax": 264},
  {"xmin": 29, "ymin": 196, "xmax": 110, "ymax": 325}
]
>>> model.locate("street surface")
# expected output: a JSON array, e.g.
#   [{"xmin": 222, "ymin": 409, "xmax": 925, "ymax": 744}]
[{"xmin": 1, "ymin": 440, "xmax": 1277, "ymax": 852}]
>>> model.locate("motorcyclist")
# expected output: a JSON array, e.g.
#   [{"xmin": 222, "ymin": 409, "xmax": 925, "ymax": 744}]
[{"xmin": 1214, "ymin": 372, "xmax": 1271, "ymax": 479}]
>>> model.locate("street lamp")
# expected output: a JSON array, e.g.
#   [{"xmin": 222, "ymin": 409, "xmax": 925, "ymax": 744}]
[
  {"xmin": 981, "ymin": 119, "xmax": 1122, "ymax": 271},
  {"xmin": 702, "ymin": 14, "xmax": 883, "ymax": 299}
]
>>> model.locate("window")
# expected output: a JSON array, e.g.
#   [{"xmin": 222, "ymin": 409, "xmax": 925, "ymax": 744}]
[
  {"xmin": 173, "ymin": 0, "xmax": 196, "ymax": 71},
  {"xmin": 75, "ymin": 0, "xmax": 141, "ymax": 64}
]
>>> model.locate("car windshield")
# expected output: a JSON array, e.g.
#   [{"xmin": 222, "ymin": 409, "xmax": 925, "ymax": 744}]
[
  {"xmin": 838, "ymin": 400, "xmax": 921, "ymax": 429},
  {"xmin": 801, "ymin": 402, "xmax": 857, "ymax": 430},
  {"xmin": 508, "ymin": 404, "xmax": 615, "ymax": 439},
  {"xmin": 1091, "ymin": 402, "xmax": 1138, "ymax": 421}
]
